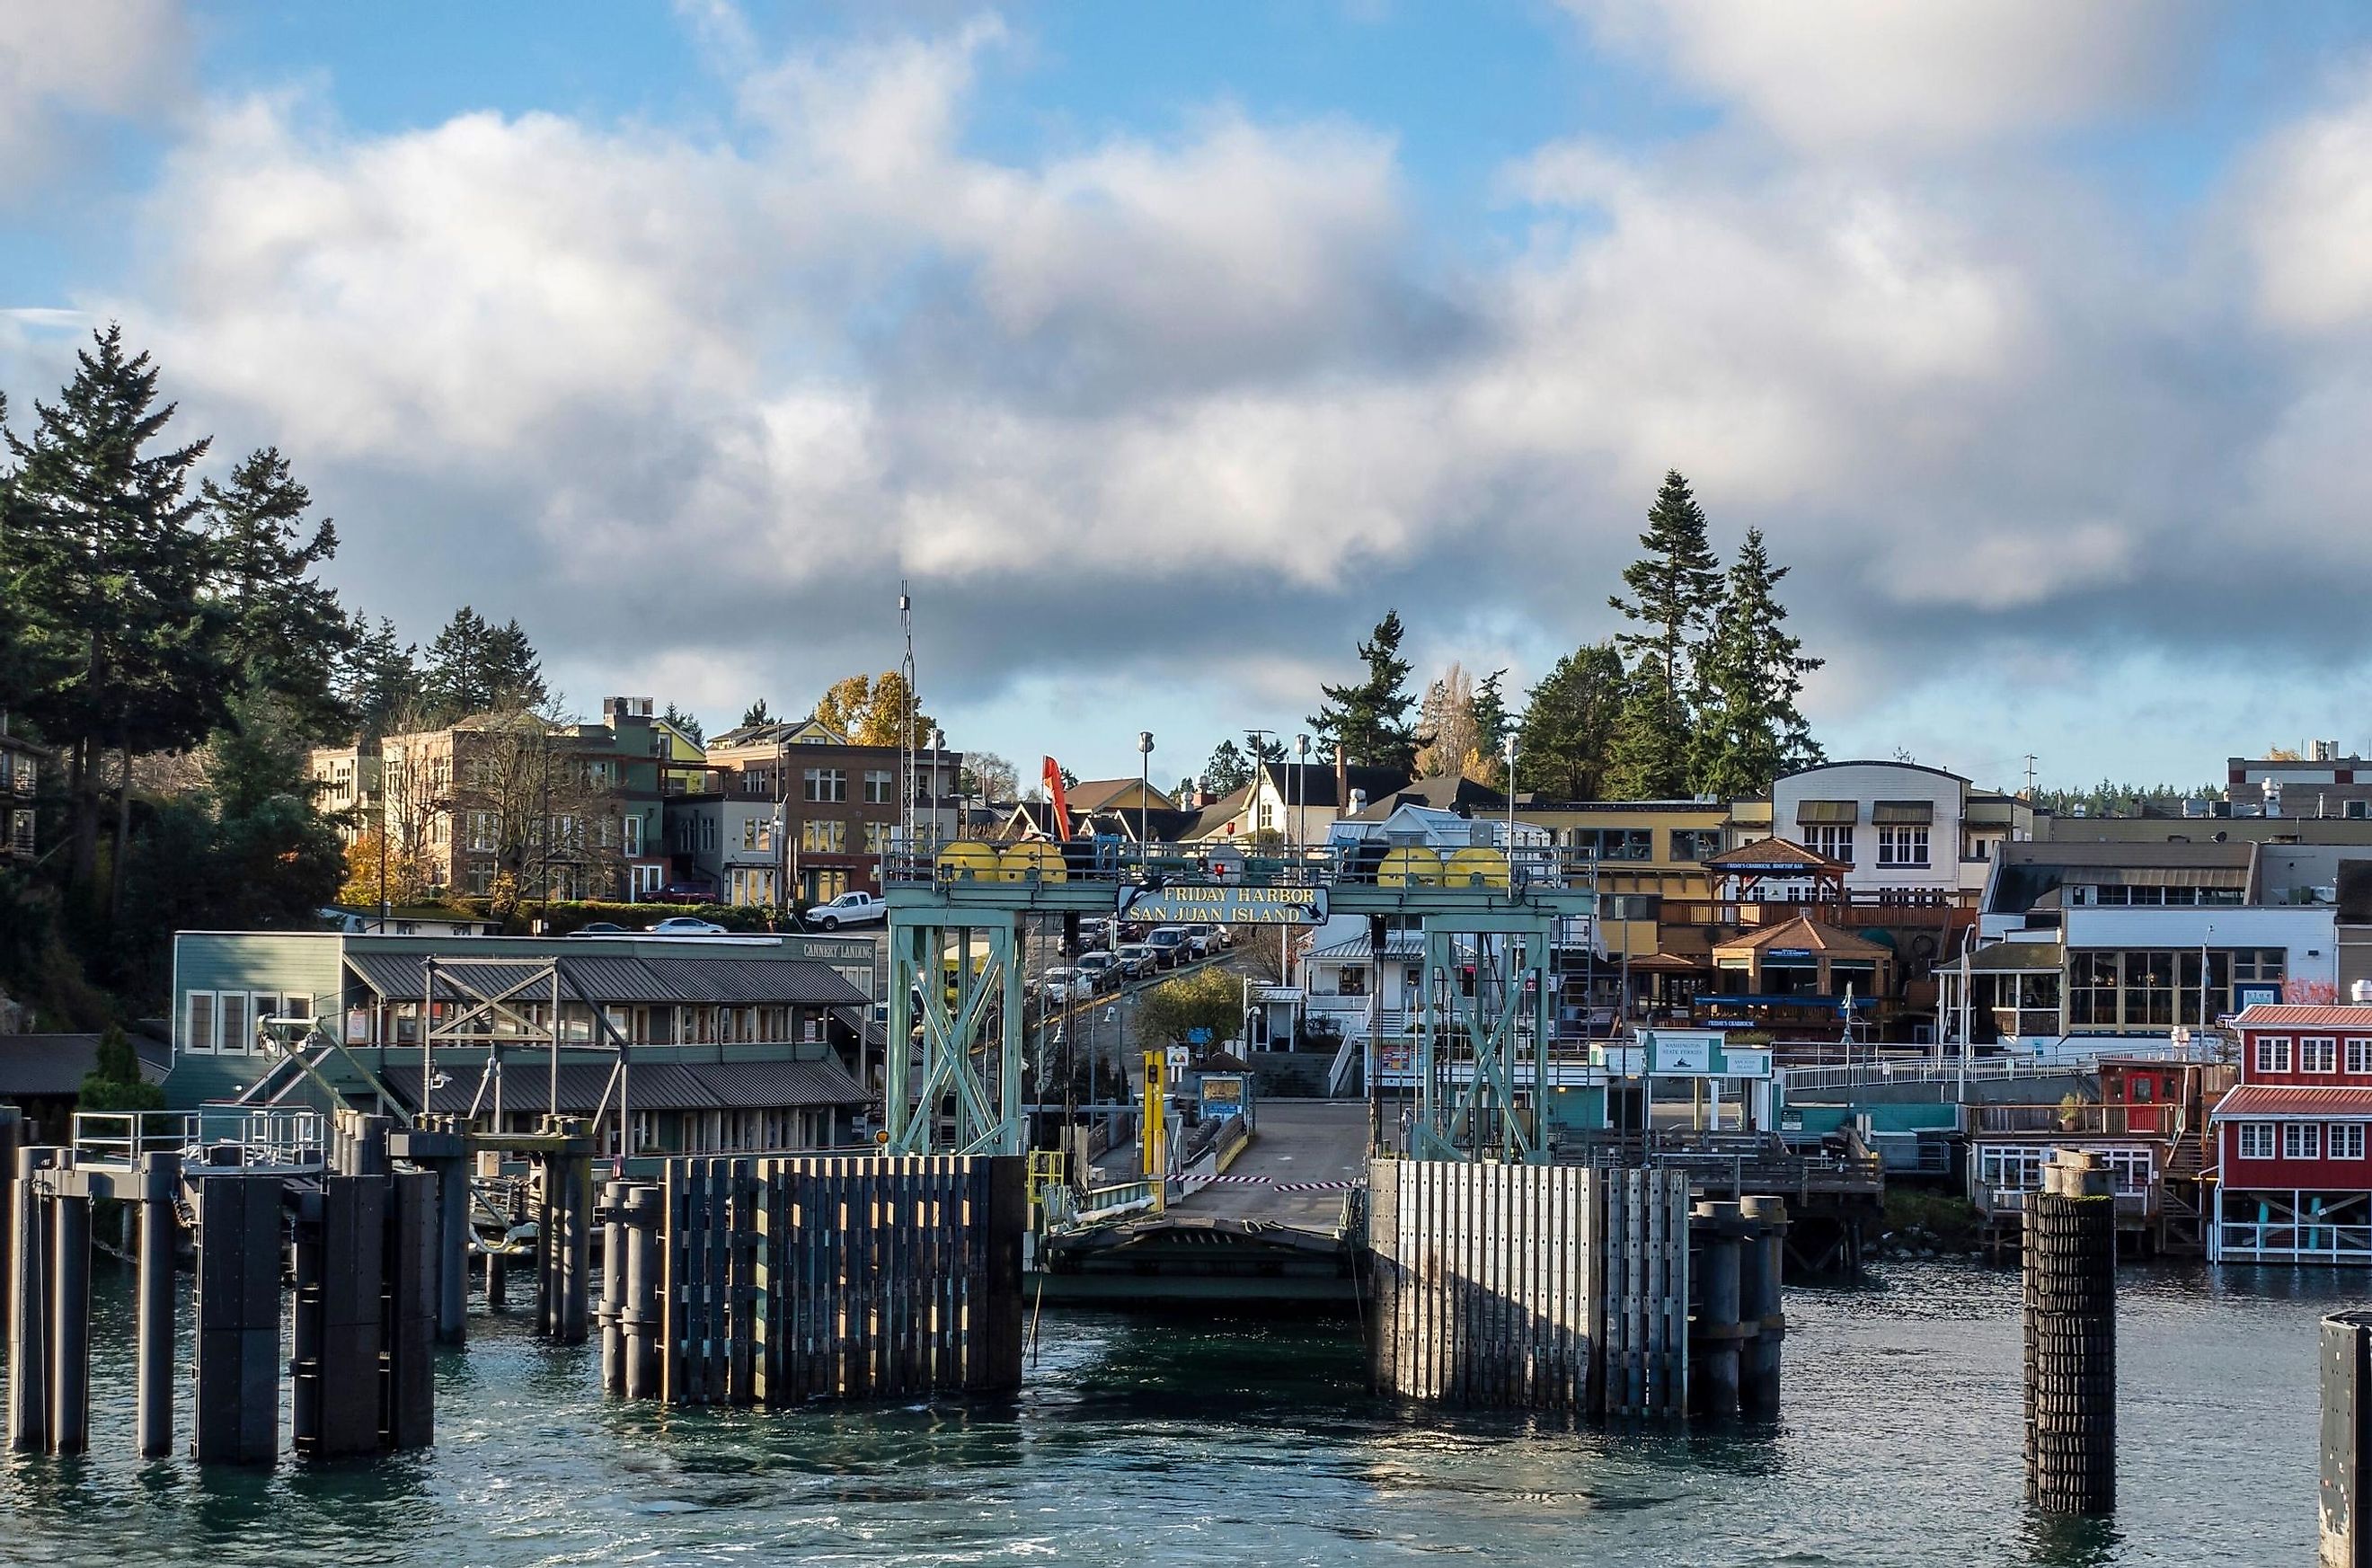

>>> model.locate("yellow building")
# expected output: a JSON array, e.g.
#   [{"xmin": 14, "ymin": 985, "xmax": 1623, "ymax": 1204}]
[{"xmin": 1513, "ymin": 799, "xmax": 1733, "ymax": 961}]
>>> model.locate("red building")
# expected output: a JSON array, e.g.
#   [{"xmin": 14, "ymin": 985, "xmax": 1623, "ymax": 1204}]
[{"xmin": 2208, "ymin": 1003, "xmax": 2372, "ymax": 1264}]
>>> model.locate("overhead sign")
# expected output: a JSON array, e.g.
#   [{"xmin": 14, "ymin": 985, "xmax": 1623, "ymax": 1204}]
[
  {"xmin": 1643, "ymin": 1030, "xmax": 1720, "ymax": 1076},
  {"xmin": 1121, "ymin": 884, "xmax": 1329, "ymax": 926}
]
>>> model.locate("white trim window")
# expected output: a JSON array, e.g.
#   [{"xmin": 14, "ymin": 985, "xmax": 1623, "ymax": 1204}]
[
  {"xmin": 466, "ymin": 811, "xmax": 500, "ymax": 853},
  {"xmin": 2255, "ymin": 1035, "xmax": 2293, "ymax": 1075},
  {"xmin": 1805, "ymin": 824, "xmax": 1854, "ymax": 864},
  {"xmin": 2332, "ymin": 1123, "xmax": 2368, "ymax": 1161},
  {"xmin": 2350, "ymin": 1039, "xmax": 2372, "ymax": 1075},
  {"xmin": 2236, "ymin": 1121, "xmax": 2277, "ymax": 1159},
  {"xmin": 2302, "ymin": 1037, "xmax": 2339, "ymax": 1073},
  {"xmin": 2283, "ymin": 1122, "xmax": 2322, "ymax": 1160},
  {"xmin": 219, "ymin": 991, "xmax": 250, "ymax": 1055},
  {"xmin": 186, "ymin": 990, "xmax": 217, "ymax": 1055},
  {"xmin": 1876, "ymin": 825, "xmax": 1930, "ymax": 868}
]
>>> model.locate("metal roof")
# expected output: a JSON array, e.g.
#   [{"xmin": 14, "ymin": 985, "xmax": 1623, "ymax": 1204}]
[
  {"xmin": 2230, "ymin": 1005, "xmax": 2372, "ymax": 1030},
  {"xmin": 2212, "ymin": 1084, "xmax": 2372, "ymax": 1120},
  {"xmin": 369, "ymin": 1056, "xmax": 867, "ymax": 1114},
  {"xmin": 343, "ymin": 952, "xmax": 865, "ymax": 1008},
  {"xmin": 691, "ymin": 1058, "xmax": 870, "ymax": 1108}
]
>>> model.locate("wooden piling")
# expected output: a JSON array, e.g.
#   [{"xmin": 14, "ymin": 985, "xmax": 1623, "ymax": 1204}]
[
  {"xmin": 2024, "ymin": 1148, "xmax": 2117, "ymax": 1515},
  {"xmin": 8, "ymin": 1145, "xmax": 56, "ymax": 1453},
  {"xmin": 134, "ymin": 1153, "xmax": 181, "ymax": 1457},
  {"xmin": 2323, "ymin": 1309, "xmax": 2372, "ymax": 1567},
  {"xmin": 190, "ymin": 1173, "xmax": 283, "ymax": 1465},
  {"xmin": 599, "ymin": 1179, "xmax": 626, "ymax": 1395}
]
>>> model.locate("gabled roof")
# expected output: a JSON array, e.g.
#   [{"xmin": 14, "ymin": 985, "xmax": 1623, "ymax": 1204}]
[
  {"xmin": 1343, "ymin": 774, "xmax": 1508, "ymax": 821},
  {"xmin": 1065, "ymin": 777, "xmax": 1178, "ymax": 812},
  {"xmin": 1715, "ymin": 915, "xmax": 1891, "ymax": 960},
  {"xmin": 707, "ymin": 714, "xmax": 851, "ymax": 749},
  {"xmin": 1183, "ymin": 784, "xmax": 1252, "ymax": 840},
  {"xmin": 1702, "ymin": 837, "xmax": 1846, "ymax": 874}
]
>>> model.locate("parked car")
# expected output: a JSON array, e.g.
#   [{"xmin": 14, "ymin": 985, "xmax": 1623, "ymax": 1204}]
[
  {"xmin": 1039, "ymin": 968, "xmax": 1093, "ymax": 1005},
  {"xmin": 1114, "ymin": 943, "xmax": 1159, "ymax": 980},
  {"xmin": 1146, "ymin": 927, "xmax": 1192, "ymax": 968},
  {"xmin": 1074, "ymin": 952, "xmax": 1121, "ymax": 991},
  {"xmin": 1181, "ymin": 925, "xmax": 1217, "ymax": 958},
  {"xmin": 646, "ymin": 917, "xmax": 727, "ymax": 935},
  {"xmin": 803, "ymin": 890, "xmax": 888, "ymax": 931},
  {"xmin": 568, "ymin": 921, "xmax": 628, "ymax": 936},
  {"xmin": 651, "ymin": 879, "xmax": 719, "ymax": 903}
]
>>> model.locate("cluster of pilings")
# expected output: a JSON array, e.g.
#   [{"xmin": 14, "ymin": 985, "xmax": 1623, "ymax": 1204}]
[
  {"xmin": 597, "ymin": 1182, "xmax": 662, "ymax": 1399},
  {"xmin": 1687, "ymin": 1197, "xmax": 1787, "ymax": 1419},
  {"xmin": 0, "ymin": 1105, "xmax": 606, "ymax": 1467}
]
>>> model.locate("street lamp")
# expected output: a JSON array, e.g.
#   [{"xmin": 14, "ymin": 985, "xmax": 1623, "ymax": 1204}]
[
  {"xmin": 1294, "ymin": 733, "xmax": 1311, "ymax": 863},
  {"xmin": 1137, "ymin": 731, "xmax": 1155, "ymax": 850}
]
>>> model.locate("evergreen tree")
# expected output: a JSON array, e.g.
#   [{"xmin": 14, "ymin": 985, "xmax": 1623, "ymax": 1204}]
[
  {"xmin": 1308, "ymin": 609, "xmax": 1423, "ymax": 773},
  {"xmin": 1517, "ymin": 643, "xmax": 1628, "ymax": 802},
  {"xmin": 739, "ymin": 697, "xmax": 775, "ymax": 729},
  {"xmin": 1606, "ymin": 471, "xmax": 1723, "ymax": 797},
  {"xmin": 1, "ymin": 324, "xmax": 232, "ymax": 897},
  {"xmin": 339, "ymin": 615, "xmax": 423, "ymax": 739},
  {"xmin": 421, "ymin": 607, "xmax": 545, "ymax": 720},
  {"xmin": 1202, "ymin": 739, "xmax": 1252, "ymax": 795},
  {"xmin": 660, "ymin": 701, "xmax": 704, "ymax": 746},
  {"xmin": 77, "ymin": 1023, "xmax": 164, "ymax": 1114},
  {"xmin": 1470, "ymin": 669, "xmax": 1512, "ymax": 786},
  {"xmin": 200, "ymin": 447, "xmax": 353, "ymax": 739},
  {"xmin": 1692, "ymin": 527, "xmax": 1824, "ymax": 797}
]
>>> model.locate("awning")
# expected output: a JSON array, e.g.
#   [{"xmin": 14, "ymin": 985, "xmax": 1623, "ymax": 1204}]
[
  {"xmin": 1872, "ymin": 801, "xmax": 1934, "ymax": 825},
  {"xmin": 1966, "ymin": 943, "xmax": 2063, "ymax": 974},
  {"xmin": 1795, "ymin": 801, "xmax": 1859, "ymax": 825}
]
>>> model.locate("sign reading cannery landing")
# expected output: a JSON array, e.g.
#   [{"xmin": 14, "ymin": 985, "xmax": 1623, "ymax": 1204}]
[{"xmin": 1120, "ymin": 884, "xmax": 1329, "ymax": 926}]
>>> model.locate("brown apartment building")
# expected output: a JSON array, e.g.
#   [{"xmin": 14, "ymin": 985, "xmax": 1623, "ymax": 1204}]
[{"xmin": 697, "ymin": 716, "xmax": 962, "ymax": 903}]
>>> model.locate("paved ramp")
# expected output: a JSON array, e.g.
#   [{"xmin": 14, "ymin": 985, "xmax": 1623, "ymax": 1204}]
[{"xmin": 1172, "ymin": 1100, "xmax": 1369, "ymax": 1230}]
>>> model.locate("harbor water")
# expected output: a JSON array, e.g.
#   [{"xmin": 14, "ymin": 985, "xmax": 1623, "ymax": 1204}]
[{"xmin": 0, "ymin": 1257, "xmax": 2354, "ymax": 1566}]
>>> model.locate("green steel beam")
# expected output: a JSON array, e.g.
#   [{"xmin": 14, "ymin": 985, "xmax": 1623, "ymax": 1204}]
[
  {"xmin": 885, "ymin": 909, "xmax": 1025, "ymax": 1156},
  {"xmin": 1409, "ymin": 913, "xmax": 1553, "ymax": 1165}
]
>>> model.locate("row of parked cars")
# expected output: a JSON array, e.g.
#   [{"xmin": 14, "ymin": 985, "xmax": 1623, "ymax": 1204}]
[{"xmin": 1037, "ymin": 924, "xmax": 1231, "ymax": 1003}]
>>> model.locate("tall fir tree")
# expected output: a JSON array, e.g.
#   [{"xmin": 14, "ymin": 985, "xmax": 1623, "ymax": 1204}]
[
  {"xmin": 421, "ymin": 607, "xmax": 545, "ymax": 720},
  {"xmin": 1469, "ymin": 669, "xmax": 1512, "ymax": 786},
  {"xmin": 659, "ymin": 701, "xmax": 704, "ymax": 746},
  {"xmin": 1692, "ymin": 527, "xmax": 1824, "ymax": 797},
  {"xmin": 1606, "ymin": 470, "xmax": 1723, "ymax": 797},
  {"xmin": 201, "ymin": 447, "xmax": 354, "ymax": 740},
  {"xmin": 1516, "ymin": 642, "xmax": 1628, "ymax": 802},
  {"xmin": 338, "ymin": 614, "xmax": 423, "ymax": 739},
  {"xmin": 1308, "ymin": 609, "xmax": 1423, "ymax": 774},
  {"xmin": 739, "ymin": 696, "xmax": 775, "ymax": 729},
  {"xmin": 2, "ymin": 324, "xmax": 232, "ymax": 898},
  {"xmin": 1202, "ymin": 739, "xmax": 1252, "ymax": 794}
]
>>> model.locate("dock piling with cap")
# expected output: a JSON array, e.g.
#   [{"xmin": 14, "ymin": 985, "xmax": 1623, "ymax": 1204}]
[{"xmin": 2023, "ymin": 1147, "xmax": 2118, "ymax": 1516}]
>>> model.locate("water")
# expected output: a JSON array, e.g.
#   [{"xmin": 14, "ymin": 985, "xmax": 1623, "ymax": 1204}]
[{"xmin": 0, "ymin": 1259, "xmax": 2359, "ymax": 1566}]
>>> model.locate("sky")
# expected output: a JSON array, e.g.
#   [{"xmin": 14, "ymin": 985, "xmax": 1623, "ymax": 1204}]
[{"xmin": 6, "ymin": 2, "xmax": 2372, "ymax": 793}]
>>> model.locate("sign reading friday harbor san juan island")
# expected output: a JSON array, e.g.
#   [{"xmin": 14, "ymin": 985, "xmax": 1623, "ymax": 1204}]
[{"xmin": 1120, "ymin": 884, "xmax": 1330, "ymax": 926}]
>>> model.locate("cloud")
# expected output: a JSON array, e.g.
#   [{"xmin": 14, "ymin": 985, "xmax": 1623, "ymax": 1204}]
[
  {"xmin": 0, "ymin": 0, "xmax": 190, "ymax": 193},
  {"xmin": 1565, "ymin": 0, "xmax": 2200, "ymax": 154},
  {"xmin": 14, "ymin": 3, "xmax": 2372, "ymax": 787},
  {"xmin": 2246, "ymin": 71, "xmax": 2372, "ymax": 334}
]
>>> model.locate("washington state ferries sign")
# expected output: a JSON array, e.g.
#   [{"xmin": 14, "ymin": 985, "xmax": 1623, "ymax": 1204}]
[{"xmin": 1120, "ymin": 884, "xmax": 1329, "ymax": 926}]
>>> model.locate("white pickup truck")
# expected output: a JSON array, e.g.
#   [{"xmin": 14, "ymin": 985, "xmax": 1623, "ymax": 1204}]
[{"xmin": 802, "ymin": 890, "xmax": 888, "ymax": 930}]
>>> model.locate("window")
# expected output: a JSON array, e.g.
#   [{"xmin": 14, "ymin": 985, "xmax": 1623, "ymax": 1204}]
[
  {"xmin": 1978, "ymin": 1146, "xmax": 2046, "ymax": 1191},
  {"xmin": 187, "ymin": 991, "xmax": 217, "ymax": 1055},
  {"xmin": 1670, "ymin": 828, "xmax": 1723, "ymax": 862},
  {"xmin": 1966, "ymin": 836, "xmax": 1992, "ymax": 861},
  {"xmin": 802, "ymin": 819, "xmax": 846, "ymax": 854},
  {"xmin": 466, "ymin": 811, "xmax": 500, "ymax": 852},
  {"xmin": 2255, "ymin": 1036, "xmax": 2294, "ymax": 1075},
  {"xmin": 1877, "ymin": 826, "xmax": 1930, "ymax": 867},
  {"xmin": 2284, "ymin": 1122, "xmax": 2322, "ymax": 1159},
  {"xmin": 2302, "ymin": 1037, "xmax": 2339, "ymax": 1073},
  {"xmin": 624, "ymin": 816, "xmax": 643, "ymax": 857},
  {"xmin": 597, "ymin": 815, "xmax": 617, "ymax": 850},
  {"xmin": 1567, "ymin": 828, "xmax": 1651, "ymax": 861},
  {"xmin": 803, "ymin": 768, "xmax": 846, "ymax": 802},
  {"xmin": 219, "ymin": 991, "xmax": 249, "ymax": 1056},
  {"xmin": 1336, "ymin": 966, "xmax": 1368, "ymax": 997},
  {"xmin": 700, "ymin": 816, "xmax": 718, "ymax": 853},
  {"xmin": 863, "ymin": 822, "xmax": 890, "ymax": 854},
  {"xmin": 2237, "ymin": 1122, "xmax": 2276, "ymax": 1160},
  {"xmin": 1805, "ymin": 825, "xmax": 1854, "ymax": 864},
  {"xmin": 2069, "ymin": 952, "xmax": 2119, "ymax": 1029},
  {"xmin": 2350, "ymin": 1040, "xmax": 2372, "ymax": 1076},
  {"xmin": 864, "ymin": 770, "xmax": 895, "ymax": 804},
  {"xmin": 466, "ymin": 862, "xmax": 494, "ymax": 895},
  {"xmin": 2332, "ymin": 1124, "xmax": 2368, "ymax": 1161}
]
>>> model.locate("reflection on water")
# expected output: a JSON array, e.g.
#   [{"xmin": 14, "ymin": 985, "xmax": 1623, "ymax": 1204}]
[{"xmin": 0, "ymin": 1257, "xmax": 2353, "ymax": 1566}]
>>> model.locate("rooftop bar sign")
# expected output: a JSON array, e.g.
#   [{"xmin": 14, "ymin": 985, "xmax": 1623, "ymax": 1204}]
[{"xmin": 1121, "ymin": 884, "xmax": 1330, "ymax": 926}]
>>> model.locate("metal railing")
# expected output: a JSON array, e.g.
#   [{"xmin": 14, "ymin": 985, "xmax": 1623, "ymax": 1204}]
[
  {"xmin": 73, "ymin": 1107, "xmax": 327, "ymax": 1173},
  {"xmin": 2217, "ymin": 1222, "xmax": 2372, "ymax": 1262},
  {"xmin": 885, "ymin": 839, "xmax": 1609, "ymax": 891}
]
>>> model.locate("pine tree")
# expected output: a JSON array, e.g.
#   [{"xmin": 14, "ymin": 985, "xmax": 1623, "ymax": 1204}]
[
  {"xmin": 1517, "ymin": 643, "xmax": 1628, "ymax": 802},
  {"xmin": 1202, "ymin": 740, "xmax": 1252, "ymax": 795},
  {"xmin": 1308, "ymin": 609, "xmax": 1423, "ymax": 773},
  {"xmin": 1469, "ymin": 669, "xmax": 1512, "ymax": 786},
  {"xmin": 1606, "ymin": 471, "xmax": 1723, "ymax": 797},
  {"xmin": 2, "ymin": 324, "xmax": 231, "ymax": 896},
  {"xmin": 421, "ymin": 607, "xmax": 544, "ymax": 720},
  {"xmin": 1692, "ymin": 527, "xmax": 1824, "ymax": 797},
  {"xmin": 739, "ymin": 697, "xmax": 775, "ymax": 729},
  {"xmin": 659, "ymin": 701, "xmax": 704, "ymax": 746},
  {"xmin": 339, "ymin": 615, "xmax": 422, "ymax": 739},
  {"xmin": 202, "ymin": 447, "xmax": 354, "ymax": 740}
]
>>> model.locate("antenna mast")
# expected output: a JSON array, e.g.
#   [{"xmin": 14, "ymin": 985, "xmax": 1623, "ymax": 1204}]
[{"xmin": 900, "ymin": 584, "xmax": 917, "ymax": 857}]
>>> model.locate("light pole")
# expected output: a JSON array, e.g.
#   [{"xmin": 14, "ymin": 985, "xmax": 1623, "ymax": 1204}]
[
  {"xmin": 1295, "ymin": 733, "xmax": 1311, "ymax": 864},
  {"xmin": 1137, "ymin": 731, "xmax": 1155, "ymax": 851},
  {"xmin": 1504, "ymin": 732, "xmax": 1518, "ymax": 892}
]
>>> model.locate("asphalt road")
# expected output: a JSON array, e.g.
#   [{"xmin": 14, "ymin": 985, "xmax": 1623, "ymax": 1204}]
[{"xmin": 1168, "ymin": 1099, "xmax": 1369, "ymax": 1230}]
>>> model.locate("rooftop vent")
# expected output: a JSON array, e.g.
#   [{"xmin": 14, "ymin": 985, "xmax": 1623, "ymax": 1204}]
[
  {"xmin": 2353, "ymin": 979, "xmax": 2372, "ymax": 1006},
  {"xmin": 1350, "ymin": 789, "xmax": 1367, "ymax": 814}
]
